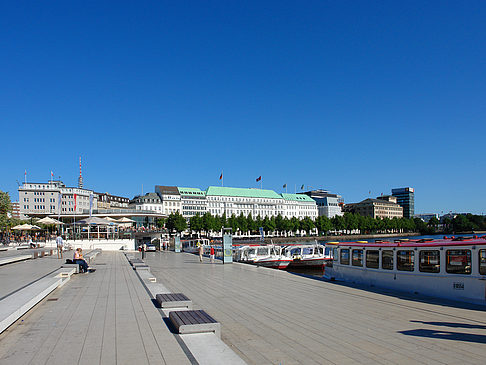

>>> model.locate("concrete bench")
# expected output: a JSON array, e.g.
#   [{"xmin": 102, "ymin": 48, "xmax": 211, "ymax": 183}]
[
  {"xmin": 132, "ymin": 262, "xmax": 150, "ymax": 270},
  {"xmin": 156, "ymin": 293, "xmax": 193, "ymax": 310},
  {"xmin": 169, "ymin": 310, "xmax": 221, "ymax": 338},
  {"xmin": 61, "ymin": 263, "xmax": 80, "ymax": 274},
  {"xmin": 0, "ymin": 255, "xmax": 33, "ymax": 266},
  {"xmin": 84, "ymin": 249, "xmax": 101, "ymax": 263},
  {"xmin": 0, "ymin": 266, "xmax": 77, "ymax": 334}
]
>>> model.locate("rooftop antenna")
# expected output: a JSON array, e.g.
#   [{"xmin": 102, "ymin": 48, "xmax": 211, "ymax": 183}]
[{"xmin": 78, "ymin": 156, "xmax": 83, "ymax": 189}]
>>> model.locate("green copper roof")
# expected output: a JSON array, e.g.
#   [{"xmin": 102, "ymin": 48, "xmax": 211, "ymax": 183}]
[
  {"xmin": 206, "ymin": 186, "xmax": 282, "ymax": 199},
  {"xmin": 281, "ymin": 193, "xmax": 315, "ymax": 202},
  {"xmin": 178, "ymin": 187, "xmax": 206, "ymax": 196}
]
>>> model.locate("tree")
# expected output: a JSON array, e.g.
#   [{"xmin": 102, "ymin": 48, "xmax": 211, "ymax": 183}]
[
  {"xmin": 428, "ymin": 217, "xmax": 439, "ymax": 232},
  {"xmin": 263, "ymin": 216, "xmax": 276, "ymax": 234},
  {"xmin": 300, "ymin": 217, "xmax": 315, "ymax": 235},
  {"xmin": 166, "ymin": 212, "xmax": 187, "ymax": 234},
  {"xmin": 237, "ymin": 213, "xmax": 248, "ymax": 234},
  {"xmin": 0, "ymin": 190, "xmax": 12, "ymax": 232},
  {"xmin": 189, "ymin": 214, "xmax": 203, "ymax": 235},
  {"xmin": 316, "ymin": 216, "xmax": 332, "ymax": 236},
  {"xmin": 331, "ymin": 215, "xmax": 345, "ymax": 233}
]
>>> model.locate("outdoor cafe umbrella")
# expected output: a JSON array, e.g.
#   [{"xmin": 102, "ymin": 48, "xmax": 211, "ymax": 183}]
[
  {"xmin": 74, "ymin": 217, "xmax": 118, "ymax": 239},
  {"xmin": 12, "ymin": 224, "xmax": 41, "ymax": 230},
  {"xmin": 36, "ymin": 217, "xmax": 64, "ymax": 225},
  {"xmin": 116, "ymin": 217, "xmax": 135, "ymax": 223}
]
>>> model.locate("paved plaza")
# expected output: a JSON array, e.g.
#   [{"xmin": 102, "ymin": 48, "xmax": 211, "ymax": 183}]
[{"xmin": 0, "ymin": 250, "xmax": 485, "ymax": 364}]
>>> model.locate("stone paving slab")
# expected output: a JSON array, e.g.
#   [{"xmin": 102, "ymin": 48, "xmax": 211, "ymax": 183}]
[
  {"xmin": 0, "ymin": 252, "xmax": 191, "ymax": 365},
  {"xmin": 145, "ymin": 251, "xmax": 486, "ymax": 365},
  {"xmin": 0, "ymin": 255, "xmax": 65, "ymax": 299}
]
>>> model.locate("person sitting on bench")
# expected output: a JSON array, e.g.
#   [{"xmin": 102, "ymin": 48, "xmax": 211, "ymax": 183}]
[{"xmin": 73, "ymin": 248, "xmax": 95, "ymax": 273}]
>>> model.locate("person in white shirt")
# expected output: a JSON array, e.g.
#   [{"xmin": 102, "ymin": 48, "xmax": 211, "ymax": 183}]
[{"xmin": 56, "ymin": 233, "xmax": 64, "ymax": 259}]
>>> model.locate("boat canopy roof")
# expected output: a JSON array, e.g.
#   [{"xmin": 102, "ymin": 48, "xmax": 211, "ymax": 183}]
[{"xmin": 326, "ymin": 236, "xmax": 486, "ymax": 248}]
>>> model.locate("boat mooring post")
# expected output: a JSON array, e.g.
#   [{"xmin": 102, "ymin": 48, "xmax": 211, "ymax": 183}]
[{"xmin": 222, "ymin": 227, "xmax": 233, "ymax": 264}]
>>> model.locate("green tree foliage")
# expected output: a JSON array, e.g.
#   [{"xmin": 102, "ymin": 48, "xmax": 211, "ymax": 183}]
[
  {"xmin": 166, "ymin": 212, "xmax": 187, "ymax": 234},
  {"xmin": 0, "ymin": 191, "xmax": 12, "ymax": 232},
  {"xmin": 189, "ymin": 214, "xmax": 203, "ymax": 234}
]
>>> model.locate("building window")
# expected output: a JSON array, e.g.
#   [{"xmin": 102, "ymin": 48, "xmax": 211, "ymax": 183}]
[
  {"xmin": 446, "ymin": 250, "xmax": 471, "ymax": 275},
  {"xmin": 397, "ymin": 250, "xmax": 414, "ymax": 271},
  {"xmin": 419, "ymin": 250, "xmax": 440, "ymax": 273}
]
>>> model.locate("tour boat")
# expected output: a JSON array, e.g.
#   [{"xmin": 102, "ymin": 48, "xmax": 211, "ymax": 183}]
[
  {"xmin": 284, "ymin": 244, "xmax": 332, "ymax": 270},
  {"xmin": 324, "ymin": 236, "xmax": 486, "ymax": 306},
  {"xmin": 181, "ymin": 238, "xmax": 210, "ymax": 253},
  {"xmin": 235, "ymin": 245, "xmax": 293, "ymax": 270}
]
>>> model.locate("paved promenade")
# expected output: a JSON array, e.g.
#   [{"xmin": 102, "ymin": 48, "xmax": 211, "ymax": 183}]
[
  {"xmin": 0, "ymin": 250, "xmax": 485, "ymax": 364},
  {"xmin": 144, "ymin": 251, "xmax": 486, "ymax": 365},
  {"xmin": 0, "ymin": 252, "xmax": 191, "ymax": 365}
]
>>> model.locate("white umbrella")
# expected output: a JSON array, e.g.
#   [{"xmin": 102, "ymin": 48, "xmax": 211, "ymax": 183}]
[
  {"xmin": 12, "ymin": 224, "xmax": 41, "ymax": 230},
  {"xmin": 103, "ymin": 217, "xmax": 119, "ymax": 222},
  {"xmin": 36, "ymin": 217, "xmax": 64, "ymax": 225},
  {"xmin": 116, "ymin": 217, "xmax": 135, "ymax": 223}
]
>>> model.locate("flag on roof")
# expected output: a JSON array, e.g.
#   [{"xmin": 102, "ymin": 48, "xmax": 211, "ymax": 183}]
[
  {"xmin": 301, "ymin": 184, "xmax": 304, "ymax": 190},
  {"xmin": 283, "ymin": 184, "xmax": 287, "ymax": 188},
  {"xmin": 256, "ymin": 176, "xmax": 261, "ymax": 182},
  {"xmin": 219, "ymin": 172, "xmax": 223, "ymax": 180}
]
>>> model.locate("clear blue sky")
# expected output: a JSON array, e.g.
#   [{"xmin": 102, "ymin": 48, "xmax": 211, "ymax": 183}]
[{"xmin": 1, "ymin": 1, "xmax": 485, "ymax": 214}]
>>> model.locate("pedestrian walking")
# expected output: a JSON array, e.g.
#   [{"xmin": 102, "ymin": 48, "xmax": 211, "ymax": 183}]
[
  {"xmin": 56, "ymin": 233, "xmax": 64, "ymax": 259},
  {"xmin": 210, "ymin": 246, "xmax": 215, "ymax": 263},
  {"xmin": 198, "ymin": 241, "xmax": 203, "ymax": 262}
]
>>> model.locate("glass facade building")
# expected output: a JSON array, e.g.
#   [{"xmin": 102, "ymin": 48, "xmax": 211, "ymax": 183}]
[{"xmin": 391, "ymin": 187, "xmax": 414, "ymax": 219}]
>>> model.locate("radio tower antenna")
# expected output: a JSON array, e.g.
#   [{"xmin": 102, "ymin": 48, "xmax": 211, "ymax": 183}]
[{"xmin": 78, "ymin": 156, "xmax": 83, "ymax": 188}]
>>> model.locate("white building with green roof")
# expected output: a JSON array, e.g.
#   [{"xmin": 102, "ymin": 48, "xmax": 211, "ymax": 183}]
[
  {"xmin": 143, "ymin": 185, "xmax": 318, "ymax": 220},
  {"xmin": 178, "ymin": 187, "xmax": 207, "ymax": 218},
  {"xmin": 281, "ymin": 193, "xmax": 318, "ymax": 219}
]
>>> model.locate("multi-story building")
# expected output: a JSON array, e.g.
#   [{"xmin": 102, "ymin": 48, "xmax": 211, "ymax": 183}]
[
  {"xmin": 392, "ymin": 187, "xmax": 414, "ymax": 219},
  {"xmin": 281, "ymin": 193, "xmax": 318, "ymax": 219},
  {"xmin": 178, "ymin": 187, "xmax": 207, "ymax": 218},
  {"xmin": 344, "ymin": 197, "xmax": 403, "ymax": 219},
  {"xmin": 155, "ymin": 186, "xmax": 182, "ymax": 215},
  {"xmin": 18, "ymin": 181, "xmax": 98, "ymax": 218},
  {"xmin": 10, "ymin": 202, "xmax": 20, "ymax": 219},
  {"xmin": 415, "ymin": 213, "xmax": 439, "ymax": 223},
  {"xmin": 129, "ymin": 192, "xmax": 164, "ymax": 214},
  {"xmin": 206, "ymin": 186, "xmax": 284, "ymax": 217},
  {"xmin": 95, "ymin": 192, "xmax": 130, "ymax": 209},
  {"xmin": 300, "ymin": 189, "xmax": 343, "ymax": 218}
]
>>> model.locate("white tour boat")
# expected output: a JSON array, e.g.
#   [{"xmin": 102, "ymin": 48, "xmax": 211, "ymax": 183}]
[
  {"xmin": 181, "ymin": 238, "xmax": 210, "ymax": 253},
  {"xmin": 284, "ymin": 244, "xmax": 332, "ymax": 270},
  {"xmin": 324, "ymin": 236, "xmax": 486, "ymax": 305},
  {"xmin": 235, "ymin": 245, "xmax": 293, "ymax": 270}
]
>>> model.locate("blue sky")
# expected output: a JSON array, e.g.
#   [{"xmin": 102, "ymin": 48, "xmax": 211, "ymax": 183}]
[{"xmin": 1, "ymin": 1, "xmax": 485, "ymax": 214}]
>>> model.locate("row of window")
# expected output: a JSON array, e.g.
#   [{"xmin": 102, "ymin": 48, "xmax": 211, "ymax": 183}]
[{"xmin": 338, "ymin": 248, "xmax": 486, "ymax": 275}]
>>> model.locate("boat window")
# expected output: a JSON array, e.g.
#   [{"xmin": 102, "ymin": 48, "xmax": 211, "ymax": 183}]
[
  {"xmin": 446, "ymin": 250, "xmax": 471, "ymax": 275},
  {"xmin": 419, "ymin": 250, "xmax": 440, "ymax": 273},
  {"xmin": 257, "ymin": 247, "xmax": 268, "ymax": 255},
  {"xmin": 248, "ymin": 248, "xmax": 256, "ymax": 255},
  {"xmin": 382, "ymin": 250, "xmax": 393, "ymax": 270},
  {"xmin": 366, "ymin": 250, "xmax": 379, "ymax": 269},
  {"xmin": 290, "ymin": 248, "xmax": 301, "ymax": 256},
  {"xmin": 480, "ymin": 250, "xmax": 486, "ymax": 275},
  {"xmin": 302, "ymin": 247, "xmax": 313, "ymax": 255},
  {"xmin": 352, "ymin": 249, "xmax": 363, "ymax": 267},
  {"xmin": 340, "ymin": 249, "xmax": 350, "ymax": 265},
  {"xmin": 325, "ymin": 247, "xmax": 332, "ymax": 256},
  {"xmin": 397, "ymin": 250, "xmax": 414, "ymax": 271}
]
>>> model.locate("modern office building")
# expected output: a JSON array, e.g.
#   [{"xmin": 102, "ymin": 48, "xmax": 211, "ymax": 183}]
[
  {"xmin": 300, "ymin": 189, "xmax": 344, "ymax": 218},
  {"xmin": 392, "ymin": 187, "xmax": 415, "ymax": 219},
  {"xmin": 18, "ymin": 180, "xmax": 98, "ymax": 219},
  {"xmin": 343, "ymin": 197, "xmax": 403, "ymax": 219}
]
